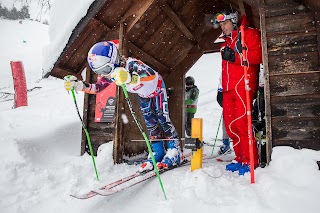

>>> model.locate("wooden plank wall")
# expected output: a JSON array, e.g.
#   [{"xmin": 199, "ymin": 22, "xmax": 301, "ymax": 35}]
[{"xmin": 264, "ymin": 0, "xmax": 320, "ymax": 151}]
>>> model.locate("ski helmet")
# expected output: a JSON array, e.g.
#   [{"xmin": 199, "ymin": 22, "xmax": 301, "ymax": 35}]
[
  {"xmin": 214, "ymin": 8, "xmax": 239, "ymax": 29},
  {"xmin": 87, "ymin": 41, "xmax": 120, "ymax": 75},
  {"xmin": 186, "ymin": 76, "xmax": 195, "ymax": 86}
]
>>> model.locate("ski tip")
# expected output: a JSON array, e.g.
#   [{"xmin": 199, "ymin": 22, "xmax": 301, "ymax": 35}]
[{"xmin": 70, "ymin": 191, "xmax": 97, "ymax": 199}]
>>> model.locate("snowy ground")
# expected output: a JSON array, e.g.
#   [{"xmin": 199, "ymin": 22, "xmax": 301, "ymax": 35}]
[{"xmin": 1, "ymin": 19, "xmax": 320, "ymax": 213}]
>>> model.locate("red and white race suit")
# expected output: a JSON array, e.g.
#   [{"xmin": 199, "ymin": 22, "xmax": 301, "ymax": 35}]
[{"xmin": 220, "ymin": 24, "xmax": 262, "ymax": 167}]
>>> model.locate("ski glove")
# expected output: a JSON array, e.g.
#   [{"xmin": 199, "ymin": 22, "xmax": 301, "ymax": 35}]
[
  {"xmin": 130, "ymin": 72, "xmax": 140, "ymax": 85},
  {"xmin": 111, "ymin": 67, "xmax": 132, "ymax": 85},
  {"xmin": 63, "ymin": 75, "xmax": 84, "ymax": 91},
  {"xmin": 221, "ymin": 46, "xmax": 235, "ymax": 62},
  {"xmin": 216, "ymin": 91, "xmax": 223, "ymax": 107}
]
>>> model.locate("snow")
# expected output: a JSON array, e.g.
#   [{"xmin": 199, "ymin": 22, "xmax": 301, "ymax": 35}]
[
  {"xmin": 1, "ymin": 14, "xmax": 320, "ymax": 213},
  {"xmin": 42, "ymin": 0, "xmax": 95, "ymax": 77}
]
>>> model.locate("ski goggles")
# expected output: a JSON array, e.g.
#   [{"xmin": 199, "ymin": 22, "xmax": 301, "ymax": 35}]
[
  {"xmin": 214, "ymin": 12, "xmax": 237, "ymax": 23},
  {"xmin": 92, "ymin": 63, "xmax": 115, "ymax": 75}
]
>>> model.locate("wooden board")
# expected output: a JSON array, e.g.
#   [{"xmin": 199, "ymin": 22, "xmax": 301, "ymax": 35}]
[
  {"xmin": 269, "ymin": 72, "xmax": 320, "ymax": 96},
  {"xmin": 267, "ymin": 30, "xmax": 318, "ymax": 56},
  {"xmin": 271, "ymin": 93, "xmax": 320, "ymax": 117},
  {"xmin": 266, "ymin": 12, "xmax": 315, "ymax": 34},
  {"xmin": 272, "ymin": 116, "xmax": 320, "ymax": 150},
  {"xmin": 268, "ymin": 51, "xmax": 319, "ymax": 74}
]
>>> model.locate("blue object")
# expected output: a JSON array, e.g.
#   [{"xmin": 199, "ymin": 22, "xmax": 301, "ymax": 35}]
[
  {"xmin": 226, "ymin": 162, "xmax": 242, "ymax": 172},
  {"xmin": 238, "ymin": 164, "xmax": 250, "ymax": 175},
  {"xmin": 167, "ymin": 140, "xmax": 179, "ymax": 149},
  {"xmin": 161, "ymin": 140, "xmax": 180, "ymax": 167},
  {"xmin": 223, "ymin": 138, "xmax": 230, "ymax": 146},
  {"xmin": 219, "ymin": 138, "xmax": 230, "ymax": 154},
  {"xmin": 147, "ymin": 141, "xmax": 165, "ymax": 163}
]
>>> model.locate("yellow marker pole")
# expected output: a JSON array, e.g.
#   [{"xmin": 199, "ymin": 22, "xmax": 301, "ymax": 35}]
[{"xmin": 191, "ymin": 118, "xmax": 203, "ymax": 171}]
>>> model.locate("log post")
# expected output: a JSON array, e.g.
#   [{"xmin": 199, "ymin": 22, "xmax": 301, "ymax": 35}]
[{"xmin": 10, "ymin": 61, "xmax": 28, "ymax": 108}]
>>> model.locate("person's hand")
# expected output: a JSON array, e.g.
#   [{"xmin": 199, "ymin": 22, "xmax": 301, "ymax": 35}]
[
  {"xmin": 63, "ymin": 75, "xmax": 84, "ymax": 91},
  {"xmin": 216, "ymin": 91, "xmax": 223, "ymax": 107},
  {"xmin": 221, "ymin": 46, "xmax": 235, "ymax": 62},
  {"xmin": 111, "ymin": 67, "xmax": 131, "ymax": 85},
  {"xmin": 130, "ymin": 72, "xmax": 140, "ymax": 85}
]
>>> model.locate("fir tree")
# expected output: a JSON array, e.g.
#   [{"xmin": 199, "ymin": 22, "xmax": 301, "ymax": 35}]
[
  {"xmin": 10, "ymin": 7, "xmax": 19, "ymax": 20},
  {"xmin": 20, "ymin": 6, "xmax": 30, "ymax": 19}
]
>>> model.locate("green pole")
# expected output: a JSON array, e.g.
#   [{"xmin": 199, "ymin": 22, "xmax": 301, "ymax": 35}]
[
  {"xmin": 70, "ymin": 89, "xmax": 100, "ymax": 181},
  {"xmin": 120, "ymin": 84, "xmax": 167, "ymax": 200},
  {"xmin": 211, "ymin": 113, "xmax": 223, "ymax": 156}
]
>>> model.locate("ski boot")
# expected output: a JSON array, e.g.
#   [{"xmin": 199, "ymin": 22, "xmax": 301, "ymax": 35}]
[
  {"xmin": 158, "ymin": 140, "xmax": 181, "ymax": 169},
  {"xmin": 218, "ymin": 138, "xmax": 231, "ymax": 155},
  {"xmin": 138, "ymin": 141, "xmax": 165, "ymax": 173},
  {"xmin": 226, "ymin": 160, "xmax": 242, "ymax": 172},
  {"xmin": 238, "ymin": 164, "xmax": 250, "ymax": 175}
]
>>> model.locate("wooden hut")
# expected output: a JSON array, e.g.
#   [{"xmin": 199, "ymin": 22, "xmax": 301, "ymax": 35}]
[{"xmin": 46, "ymin": 0, "xmax": 320, "ymax": 164}]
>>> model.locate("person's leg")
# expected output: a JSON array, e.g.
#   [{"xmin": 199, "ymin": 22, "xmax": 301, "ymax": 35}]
[
  {"xmin": 185, "ymin": 112, "xmax": 194, "ymax": 137},
  {"xmin": 137, "ymin": 96, "xmax": 165, "ymax": 172},
  {"xmin": 223, "ymin": 90, "xmax": 242, "ymax": 161},
  {"xmin": 223, "ymin": 90, "xmax": 242, "ymax": 172},
  {"xmin": 219, "ymin": 116, "xmax": 231, "ymax": 154},
  {"xmin": 154, "ymin": 80, "xmax": 180, "ymax": 168},
  {"xmin": 234, "ymin": 86, "xmax": 258, "ymax": 175}
]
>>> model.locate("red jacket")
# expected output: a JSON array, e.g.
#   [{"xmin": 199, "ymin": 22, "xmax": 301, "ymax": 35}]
[{"xmin": 220, "ymin": 26, "xmax": 262, "ymax": 92}]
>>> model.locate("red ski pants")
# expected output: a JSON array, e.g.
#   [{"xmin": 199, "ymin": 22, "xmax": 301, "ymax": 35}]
[{"xmin": 223, "ymin": 87, "xmax": 258, "ymax": 167}]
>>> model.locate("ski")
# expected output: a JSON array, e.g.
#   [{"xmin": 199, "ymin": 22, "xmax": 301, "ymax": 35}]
[
  {"xmin": 70, "ymin": 173, "xmax": 141, "ymax": 199},
  {"xmin": 93, "ymin": 160, "xmax": 190, "ymax": 196},
  {"xmin": 71, "ymin": 153, "xmax": 232, "ymax": 199},
  {"xmin": 71, "ymin": 160, "xmax": 190, "ymax": 199}
]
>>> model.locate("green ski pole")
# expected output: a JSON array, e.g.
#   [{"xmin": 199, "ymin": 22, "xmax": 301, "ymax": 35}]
[
  {"xmin": 120, "ymin": 84, "xmax": 167, "ymax": 200},
  {"xmin": 65, "ymin": 75, "xmax": 100, "ymax": 181},
  {"xmin": 211, "ymin": 113, "xmax": 223, "ymax": 156}
]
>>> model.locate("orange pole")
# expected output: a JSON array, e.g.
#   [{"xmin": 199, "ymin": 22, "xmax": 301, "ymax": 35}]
[
  {"xmin": 240, "ymin": 25, "xmax": 255, "ymax": 184},
  {"xmin": 10, "ymin": 61, "xmax": 28, "ymax": 108}
]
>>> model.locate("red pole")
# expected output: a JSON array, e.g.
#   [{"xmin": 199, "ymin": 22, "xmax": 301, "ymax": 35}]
[
  {"xmin": 240, "ymin": 25, "xmax": 255, "ymax": 184},
  {"xmin": 10, "ymin": 61, "xmax": 28, "ymax": 108}
]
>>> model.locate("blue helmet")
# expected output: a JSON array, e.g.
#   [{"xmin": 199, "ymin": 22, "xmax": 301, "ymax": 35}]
[{"xmin": 87, "ymin": 41, "xmax": 120, "ymax": 75}]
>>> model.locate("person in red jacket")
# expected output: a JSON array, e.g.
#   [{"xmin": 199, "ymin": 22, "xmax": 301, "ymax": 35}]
[{"xmin": 213, "ymin": 8, "xmax": 262, "ymax": 175}]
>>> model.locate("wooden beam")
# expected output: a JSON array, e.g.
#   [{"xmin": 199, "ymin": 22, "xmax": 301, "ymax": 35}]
[
  {"xmin": 128, "ymin": 42, "xmax": 171, "ymax": 74},
  {"xmin": 189, "ymin": 28, "xmax": 222, "ymax": 54},
  {"xmin": 316, "ymin": 12, "xmax": 320, "ymax": 66},
  {"xmin": 49, "ymin": 67, "xmax": 83, "ymax": 80},
  {"xmin": 113, "ymin": 22, "xmax": 128, "ymax": 164},
  {"xmin": 172, "ymin": 30, "xmax": 222, "ymax": 71},
  {"xmin": 202, "ymin": 42, "xmax": 222, "ymax": 54},
  {"xmin": 119, "ymin": 22, "xmax": 128, "ymax": 57},
  {"xmin": 170, "ymin": 28, "xmax": 223, "ymax": 79},
  {"xmin": 259, "ymin": 0, "xmax": 273, "ymax": 165},
  {"xmin": 122, "ymin": 0, "xmax": 156, "ymax": 33},
  {"xmin": 158, "ymin": 0, "xmax": 195, "ymax": 42},
  {"xmin": 238, "ymin": 0, "xmax": 246, "ymax": 15},
  {"xmin": 81, "ymin": 65, "xmax": 91, "ymax": 155},
  {"xmin": 230, "ymin": 0, "xmax": 259, "ymax": 9},
  {"xmin": 243, "ymin": 0, "xmax": 259, "ymax": 8}
]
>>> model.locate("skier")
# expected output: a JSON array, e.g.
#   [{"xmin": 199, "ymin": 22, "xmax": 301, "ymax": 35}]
[
  {"xmin": 185, "ymin": 76, "xmax": 199, "ymax": 137},
  {"xmin": 216, "ymin": 76, "xmax": 231, "ymax": 155},
  {"xmin": 64, "ymin": 41, "xmax": 182, "ymax": 172},
  {"xmin": 213, "ymin": 8, "xmax": 262, "ymax": 175}
]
